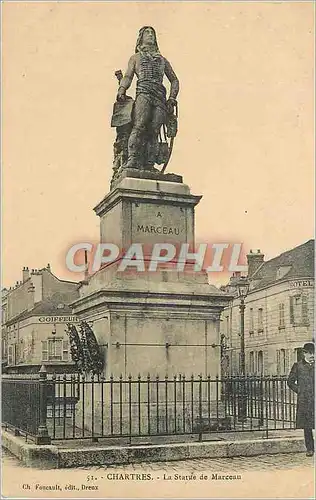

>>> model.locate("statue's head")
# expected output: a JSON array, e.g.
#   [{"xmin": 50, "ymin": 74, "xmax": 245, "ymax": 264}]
[{"xmin": 135, "ymin": 26, "xmax": 159, "ymax": 53}]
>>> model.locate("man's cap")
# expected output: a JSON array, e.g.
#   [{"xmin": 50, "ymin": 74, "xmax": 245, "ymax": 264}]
[{"xmin": 302, "ymin": 342, "xmax": 315, "ymax": 353}]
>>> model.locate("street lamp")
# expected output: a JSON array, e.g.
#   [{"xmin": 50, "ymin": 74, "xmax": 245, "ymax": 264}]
[
  {"xmin": 236, "ymin": 277, "xmax": 250, "ymax": 377},
  {"xmin": 236, "ymin": 276, "xmax": 250, "ymax": 421}
]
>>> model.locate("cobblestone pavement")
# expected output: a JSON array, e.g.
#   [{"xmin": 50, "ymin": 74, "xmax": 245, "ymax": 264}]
[{"xmin": 2, "ymin": 446, "xmax": 314, "ymax": 471}]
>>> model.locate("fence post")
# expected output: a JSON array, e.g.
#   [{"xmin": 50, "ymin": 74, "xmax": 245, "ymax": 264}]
[
  {"xmin": 35, "ymin": 365, "xmax": 51, "ymax": 445},
  {"xmin": 237, "ymin": 375, "xmax": 247, "ymax": 422},
  {"xmin": 259, "ymin": 375, "xmax": 264, "ymax": 427}
]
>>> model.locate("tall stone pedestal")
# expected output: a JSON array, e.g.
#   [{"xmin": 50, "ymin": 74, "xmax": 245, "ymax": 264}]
[
  {"xmin": 94, "ymin": 174, "xmax": 200, "ymax": 251},
  {"xmin": 72, "ymin": 173, "xmax": 231, "ymax": 380}
]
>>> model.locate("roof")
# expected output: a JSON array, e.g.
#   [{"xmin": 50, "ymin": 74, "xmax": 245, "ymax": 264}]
[
  {"xmin": 251, "ymin": 239, "xmax": 314, "ymax": 290},
  {"xmin": 5, "ymin": 301, "xmax": 74, "ymax": 326}
]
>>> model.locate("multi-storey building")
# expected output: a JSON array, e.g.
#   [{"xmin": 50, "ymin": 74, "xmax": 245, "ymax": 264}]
[
  {"xmin": 220, "ymin": 240, "xmax": 314, "ymax": 376},
  {"xmin": 2, "ymin": 265, "xmax": 80, "ymax": 374}
]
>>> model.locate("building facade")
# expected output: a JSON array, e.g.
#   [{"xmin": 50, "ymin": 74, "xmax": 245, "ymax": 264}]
[
  {"xmin": 2, "ymin": 265, "xmax": 80, "ymax": 374},
  {"xmin": 220, "ymin": 240, "xmax": 314, "ymax": 376}
]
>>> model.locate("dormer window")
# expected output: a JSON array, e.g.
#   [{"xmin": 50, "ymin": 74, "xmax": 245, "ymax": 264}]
[{"xmin": 276, "ymin": 266, "xmax": 292, "ymax": 280}]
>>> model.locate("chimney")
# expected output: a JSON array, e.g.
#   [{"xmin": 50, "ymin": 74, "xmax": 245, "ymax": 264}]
[
  {"xmin": 228, "ymin": 271, "xmax": 241, "ymax": 287},
  {"xmin": 247, "ymin": 249, "xmax": 264, "ymax": 277},
  {"xmin": 47, "ymin": 263, "xmax": 51, "ymax": 271},
  {"xmin": 22, "ymin": 266, "xmax": 30, "ymax": 282}
]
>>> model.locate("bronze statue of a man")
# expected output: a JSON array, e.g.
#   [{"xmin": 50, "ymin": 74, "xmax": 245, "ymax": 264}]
[{"xmin": 116, "ymin": 26, "xmax": 179, "ymax": 169}]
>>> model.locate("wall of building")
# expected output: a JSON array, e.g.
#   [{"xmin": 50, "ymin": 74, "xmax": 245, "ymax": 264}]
[
  {"xmin": 220, "ymin": 278, "xmax": 314, "ymax": 375},
  {"xmin": 42, "ymin": 270, "xmax": 79, "ymax": 304},
  {"xmin": 6, "ymin": 279, "xmax": 35, "ymax": 322},
  {"xmin": 3, "ymin": 266, "xmax": 80, "ymax": 373},
  {"xmin": 6, "ymin": 315, "xmax": 79, "ymax": 372}
]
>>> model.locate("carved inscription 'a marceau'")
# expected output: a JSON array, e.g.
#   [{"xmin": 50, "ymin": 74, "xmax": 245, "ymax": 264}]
[{"xmin": 137, "ymin": 224, "xmax": 180, "ymax": 235}]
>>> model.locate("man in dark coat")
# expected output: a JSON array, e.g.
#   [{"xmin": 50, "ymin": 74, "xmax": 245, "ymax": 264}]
[{"xmin": 287, "ymin": 342, "xmax": 315, "ymax": 456}]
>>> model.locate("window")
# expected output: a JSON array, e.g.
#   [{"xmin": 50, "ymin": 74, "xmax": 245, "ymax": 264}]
[
  {"xmin": 249, "ymin": 308, "xmax": 254, "ymax": 333},
  {"xmin": 62, "ymin": 340, "xmax": 69, "ymax": 361},
  {"xmin": 279, "ymin": 303, "xmax": 285, "ymax": 329},
  {"xmin": 258, "ymin": 308, "xmax": 263, "ymax": 332},
  {"xmin": 294, "ymin": 347, "xmax": 304, "ymax": 362},
  {"xmin": 22, "ymin": 334, "xmax": 34, "ymax": 361},
  {"xmin": 293, "ymin": 296, "xmax": 302, "ymax": 323},
  {"xmin": 2, "ymin": 338, "xmax": 6, "ymax": 357},
  {"xmin": 7, "ymin": 344, "xmax": 15, "ymax": 365},
  {"xmin": 17, "ymin": 340, "xmax": 24, "ymax": 363},
  {"xmin": 48, "ymin": 339, "xmax": 62, "ymax": 360},
  {"xmin": 277, "ymin": 349, "xmax": 287, "ymax": 375},
  {"xmin": 249, "ymin": 351, "xmax": 255, "ymax": 373},
  {"xmin": 301, "ymin": 294, "xmax": 309, "ymax": 325},
  {"xmin": 224, "ymin": 316, "xmax": 230, "ymax": 336},
  {"xmin": 42, "ymin": 338, "xmax": 69, "ymax": 362},
  {"xmin": 257, "ymin": 350, "xmax": 263, "ymax": 374},
  {"xmin": 290, "ymin": 294, "xmax": 309, "ymax": 326}
]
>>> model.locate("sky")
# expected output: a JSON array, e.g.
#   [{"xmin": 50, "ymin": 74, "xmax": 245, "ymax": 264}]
[{"xmin": 2, "ymin": 1, "xmax": 314, "ymax": 288}]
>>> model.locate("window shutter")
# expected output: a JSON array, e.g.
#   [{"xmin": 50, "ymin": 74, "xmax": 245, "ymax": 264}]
[
  {"xmin": 264, "ymin": 350, "xmax": 268, "ymax": 374},
  {"xmin": 258, "ymin": 308, "xmax": 263, "ymax": 331},
  {"xmin": 276, "ymin": 350, "xmax": 280, "ymax": 375},
  {"xmin": 48, "ymin": 340, "xmax": 54, "ymax": 358},
  {"xmin": 279, "ymin": 303, "xmax": 285, "ymax": 327},
  {"xmin": 62, "ymin": 340, "xmax": 69, "ymax": 361},
  {"xmin": 8, "ymin": 345, "xmax": 13, "ymax": 365},
  {"xmin": 289, "ymin": 296, "xmax": 294, "ymax": 324},
  {"xmin": 301, "ymin": 294, "xmax": 309, "ymax": 325},
  {"xmin": 55, "ymin": 340, "xmax": 62, "ymax": 357},
  {"xmin": 42, "ymin": 340, "xmax": 48, "ymax": 361},
  {"xmin": 23, "ymin": 339, "xmax": 28, "ymax": 359},
  {"xmin": 285, "ymin": 349, "xmax": 290, "ymax": 374},
  {"xmin": 258, "ymin": 351, "xmax": 263, "ymax": 374},
  {"xmin": 249, "ymin": 308, "xmax": 254, "ymax": 332}
]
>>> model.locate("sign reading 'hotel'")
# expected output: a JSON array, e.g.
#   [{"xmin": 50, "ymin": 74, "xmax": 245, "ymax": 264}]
[{"xmin": 289, "ymin": 279, "xmax": 314, "ymax": 288}]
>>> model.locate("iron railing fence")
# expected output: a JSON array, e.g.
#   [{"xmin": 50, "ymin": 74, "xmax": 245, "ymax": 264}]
[
  {"xmin": 2, "ymin": 378, "xmax": 40, "ymax": 437},
  {"xmin": 2, "ymin": 372, "xmax": 297, "ymax": 444}
]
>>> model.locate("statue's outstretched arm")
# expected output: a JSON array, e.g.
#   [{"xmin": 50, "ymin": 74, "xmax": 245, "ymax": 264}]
[
  {"xmin": 164, "ymin": 59, "xmax": 179, "ymax": 101},
  {"xmin": 117, "ymin": 56, "xmax": 136, "ymax": 100}
]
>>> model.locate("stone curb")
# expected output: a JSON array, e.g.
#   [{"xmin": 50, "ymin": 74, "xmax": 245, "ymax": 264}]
[
  {"xmin": 2, "ymin": 430, "xmax": 305, "ymax": 469},
  {"xmin": 1, "ymin": 430, "xmax": 60, "ymax": 469}
]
